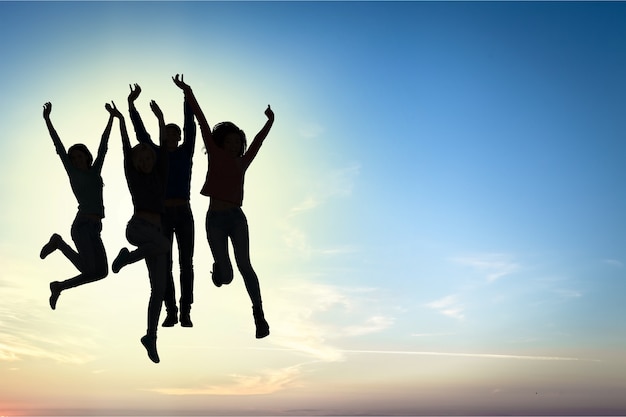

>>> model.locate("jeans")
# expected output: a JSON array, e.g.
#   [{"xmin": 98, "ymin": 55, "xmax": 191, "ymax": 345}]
[
  {"xmin": 125, "ymin": 217, "xmax": 171, "ymax": 337},
  {"xmin": 206, "ymin": 207, "xmax": 262, "ymax": 308},
  {"xmin": 57, "ymin": 214, "xmax": 108, "ymax": 290},
  {"xmin": 162, "ymin": 203, "xmax": 195, "ymax": 313}
]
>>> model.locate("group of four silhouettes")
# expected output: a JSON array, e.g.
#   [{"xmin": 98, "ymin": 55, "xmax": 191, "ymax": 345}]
[{"xmin": 40, "ymin": 75, "xmax": 275, "ymax": 363}]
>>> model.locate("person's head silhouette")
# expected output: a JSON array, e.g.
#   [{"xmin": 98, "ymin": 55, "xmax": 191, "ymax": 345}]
[
  {"xmin": 164, "ymin": 123, "xmax": 182, "ymax": 151},
  {"xmin": 67, "ymin": 144, "xmax": 93, "ymax": 171},
  {"xmin": 212, "ymin": 122, "xmax": 247, "ymax": 157},
  {"xmin": 131, "ymin": 143, "xmax": 157, "ymax": 173}
]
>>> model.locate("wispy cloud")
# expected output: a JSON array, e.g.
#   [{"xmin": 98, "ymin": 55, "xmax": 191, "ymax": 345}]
[
  {"xmin": 278, "ymin": 163, "xmax": 360, "ymax": 259},
  {"xmin": 287, "ymin": 163, "xmax": 360, "ymax": 218},
  {"xmin": 147, "ymin": 342, "xmax": 600, "ymax": 398},
  {"xmin": 602, "ymin": 259, "xmax": 623, "ymax": 268},
  {"xmin": 344, "ymin": 315, "xmax": 395, "ymax": 337},
  {"xmin": 331, "ymin": 348, "xmax": 600, "ymax": 362},
  {"xmin": 453, "ymin": 253, "xmax": 520, "ymax": 282},
  {"xmin": 279, "ymin": 221, "xmax": 357, "ymax": 259},
  {"xmin": 424, "ymin": 294, "xmax": 465, "ymax": 320},
  {"xmin": 269, "ymin": 283, "xmax": 395, "ymax": 362},
  {"xmin": 0, "ymin": 261, "xmax": 97, "ymax": 365},
  {"xmin": 554, "ymin": 288, "xmax": 582, "ymax": 299},
  {"xmin": 298, "ymin": 123, "xmax": 325, "ymax": 139},
  {"xmin": 0, "ymin": 311, "xmax": 96, "ymax": 364},
  {"xmin": 247, "ymin": 346, "xmax": 600, "ymax": 363},
  {"xmin": 411, "ymin": 332, "xmax": 455, "ymax": 338},
  {"xmin": 148, "ymin": 364, "xmax": 303, "ymax": 396}
]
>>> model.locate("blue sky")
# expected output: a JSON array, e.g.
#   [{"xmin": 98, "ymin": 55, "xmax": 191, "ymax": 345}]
[{"xmin": 0, "ymin": 1, "xmax": 625, "ymax": 415}]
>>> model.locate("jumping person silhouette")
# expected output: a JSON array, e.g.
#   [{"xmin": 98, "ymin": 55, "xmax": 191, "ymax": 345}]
[
  {"xmin": 110, "ymin": 99, "xmax": 170, "ymax": 363},
  {"xmin": 40, "ymin": 101, "xmax": 117, "ymax": 310},
  {"xmin": 128, "ymin": 83, "xmax": 197, "ymax": 328},
  {"xmin": 172, "ymin": 74, "xmax": 274, "ymax": 339}
]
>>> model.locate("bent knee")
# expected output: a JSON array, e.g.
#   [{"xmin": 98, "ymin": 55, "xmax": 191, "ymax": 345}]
[
  {"xmin": 216, "ymin": 263, "xmax": 234, "ymax": 283},
  {"xmin": 84, "ymin": 265, "xmax": 108, "ymax": 281}
]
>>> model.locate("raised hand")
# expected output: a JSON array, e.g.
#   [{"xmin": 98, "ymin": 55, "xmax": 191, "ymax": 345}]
[
  {"xmin": 150, "ymin": 100, "xmax": 164, "ymax": 120},
  {"xmin": 264, "ymin": 105, "xmax": 274, "ymax": 121},
  {"xmin": 43, "ymin": 102, "xmax": 52, "ymax": 119},
  {"xmin": 128, "ymin": 83, "xmax": 142, "ymax": 103},
  {"xmin": 105, "ymin": 101, "xmax": 123, "ymax": 118},
  {"xmin": 172, "ymin": 74, "xmax": 190, "ymax": 91}
]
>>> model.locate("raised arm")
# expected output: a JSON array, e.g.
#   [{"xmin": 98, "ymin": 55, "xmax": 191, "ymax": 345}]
[
  {"xmin": 254, "ymin": 105, "xmax": 275, "ymax": 143},
  {"xmin": 172, "ymin": 74, "xmax": 214, "ymax": 152},
  {"xmin": 244, "ymin": 105, "xmax": 275, "ymax": 165},
  {"xmin": 150, "ymin": 100, "xmax": 166, "ymax": 148},
  {"xmin": 150, "ymin": 99, "xmax": 169, "ymax": 179},
  {"xmin": 43, "ymin": 102, "xmax": 71, "ymax": 171},
  {"xmin": 127, "ymin": 83, "xmax": 154, "ymax": 145},
  {"xmin": 181, "ymin": 92, "xmax": 197, "ymax": 150},
  {"xmin": 107, "ymin": 101, "xmax": 131, "ymax": 155},
  {"xmin": 92, "ymin": 102, "xmax": 115, "ymax": 172}
]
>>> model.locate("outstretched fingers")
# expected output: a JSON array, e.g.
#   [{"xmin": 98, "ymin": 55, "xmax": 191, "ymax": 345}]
[
  {"xmin": 150, "ymin": 99, "xmax": 164, "ymax": 119},
  {"xmin": 128, "ymin": 83, "xmax": 141, "ymax": 101},
  {"xmin": 172, "ymin": 73, "xmax": 190, "ymax": 90},
  {"xmin": 43, "ymin": 102, "xmax": 52, "ymax": 117},
  {"xmin": 106, "ymin": 101, "xmax": 122, "ymax": 117}
]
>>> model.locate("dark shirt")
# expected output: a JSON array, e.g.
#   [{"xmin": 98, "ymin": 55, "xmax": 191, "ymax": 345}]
[
  {"xmin": 199, "ymin": 130, "xmax": 264, "ymax": 206},
  {"xmin": 123, "ymin": 142, "xmax": 168, "ymax": 214},
  {"xmin": 129, "ymin": 98, "xmax": 196, "ymax": 200},
  {"xmin": 53, "ymin": 132, "xmax": 107, "ymax": 218}
]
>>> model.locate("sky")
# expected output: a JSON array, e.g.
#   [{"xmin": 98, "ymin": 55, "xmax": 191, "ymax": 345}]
[{"xmin": 1, "ymin": 1, "xmax": 625, "ymax": 415}]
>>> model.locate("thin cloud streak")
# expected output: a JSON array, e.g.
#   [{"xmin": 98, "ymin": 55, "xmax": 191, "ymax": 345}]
[
  {"xmin": 250, "ymin": 347, "xmax": 601, "ymax": 362},
  {"xmin": 453, "ymin": 253, "xmax": 520, "ymax": 282}
]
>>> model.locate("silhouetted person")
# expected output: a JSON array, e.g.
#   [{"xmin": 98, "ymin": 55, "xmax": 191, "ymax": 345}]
[
  {"xmin": 173, "ymin": 74, "xmax": 274, "ymax": 339},
  {"xmin": 128, "ymin": 83, "xmax": 197, "ymax": 328},
  {"xmin": 110, "ymin": 100, "xmax": 170, "ymax": 364},
  {"xmin": 40, "ymin": 101, "xmax": 116, "ymax": 310}
]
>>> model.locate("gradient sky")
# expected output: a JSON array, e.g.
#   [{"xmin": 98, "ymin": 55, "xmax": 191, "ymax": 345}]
[{"xmin": 1, "ymin": 1, "xmax": 625, "ymax": 416}]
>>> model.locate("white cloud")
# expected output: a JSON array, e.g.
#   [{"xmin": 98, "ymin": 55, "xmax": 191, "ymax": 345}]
[
  {"xmin": 0, "ymin": 316, "xmax": 96, "ymax": 364},
  {"xmin": 554, "ymin": 288, "xmax": 582, "ymax": 299},
  {"xmin": 0, "ymin": 257, "xmax": 99, "ymax": 365},
  {"xmin": 299, "ymin": 123, "xmax": 325, "ymax": 139},
  {"xmin": 287, "ymin": 163, "xmax": 360, "ymax": 218},
  {"xmin": 148, "ymin": 345, "xmax": 600, "ymax": 397},
  {"xmin": 424, "ymin": 294, "xmax": 465, "ymax": 321},
  {"xmin": 268, "ymin": 283, "xmax": 395, "ymax": 362},
  {"xmin": 280, "ymin": 163, "xmax": 360, "ymax": 258},
  {"xmin": 281, "ymin": 222, "xmax": 312, "ymax": 257},
  {"xmin": 453, "ymin": 253, "xmax": 520, "ymax": 282},
  {"xmin": 411, "ymin": 332, "xmax": 454, "ymax": 338},
  {"xmin": 149, "ymin": 364, "xmax": 303, "ymax": 396},
  {"xmin": 146, "ymin": 283, "xmax": 398, "ymax": 398},
  {"xmin": 332, "ymin": 348, "xmax": 600, "ymax": 362},
  {"xmin": 344, "ymin": 315, "xmax": 395, "ymax": 337},
  {"xmin": 289, "ymin": 196, "xmax": 320, "ymax": 214},
  {"xmin": 602, "ymin": 259, "xmax": 623, "ymax": 268}
]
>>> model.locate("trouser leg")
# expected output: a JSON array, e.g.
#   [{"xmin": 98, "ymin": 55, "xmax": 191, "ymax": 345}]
[
  {"xmin": 230, "ymin": 209, "xmax": 262, "ymax": 308},
  {"xmin": 61, "ymin": 219, "xmax": 108, "ymax": 290},
  {"xmin": 161, "ymin": 209, "xmax": 177, "ymax": 314},
  {"xmin": 126, "ymin": 219, "xmax": 171, "ymax": 337},
  {"xmin": 177, "ymin": 204, "xmax": 195, "ymax": 309},
  {"xmin": 206, "ymin": 209, "xmax": 234, "ymax": 285}
]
